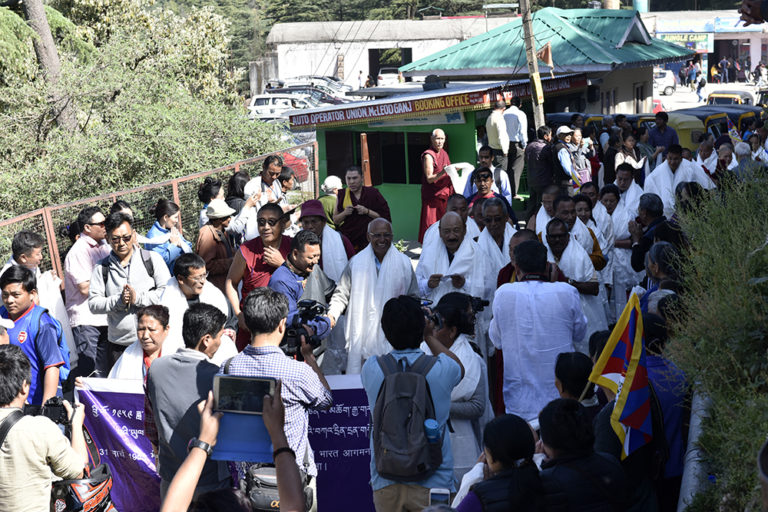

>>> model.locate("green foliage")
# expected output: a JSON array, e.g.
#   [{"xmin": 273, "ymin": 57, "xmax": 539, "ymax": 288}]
[
  {"xmin": 0, "ymin": 7, "xmax": 37, "ymax": 84},
  {"xmin": 0, "ymin": 5, "xmax": 94, "ymax": 86},
  {"xmin": 0, "ymin": 4, "xmax": 281, "ymax": 220},
  {"xmin": 667, "ymin": 174, "xmax": 768, "ymax": 510}
]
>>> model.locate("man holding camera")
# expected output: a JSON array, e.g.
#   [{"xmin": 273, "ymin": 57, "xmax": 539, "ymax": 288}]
[
  {"xmin": 0, "ymin": 344, "xmax": 88, "ymax": 511},
  {"xmin": 222, "ymin": 288, "xmax": 332, "ymax": 509},
  {"xmin": 268, "ymin": 230, "xmax": 332, "ymax": 340}
]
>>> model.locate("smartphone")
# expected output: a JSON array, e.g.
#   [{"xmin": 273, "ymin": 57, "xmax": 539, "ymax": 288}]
[
  {"xmin": 429, "ymin": 488, "xmax": 451, "ymax": 505},
  {"xmin": 213, "ymin": 375, "xmax": 276, "ymax": 415}
]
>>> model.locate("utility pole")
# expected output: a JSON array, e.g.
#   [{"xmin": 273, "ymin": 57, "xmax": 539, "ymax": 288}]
[{"xmin": 519, "ymin": 0, "xmax": 545, "ymax": 129}]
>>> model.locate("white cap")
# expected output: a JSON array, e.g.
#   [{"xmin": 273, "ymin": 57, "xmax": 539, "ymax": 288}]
[{"xmin": 556, "ymin": 126, "xmax": 574, "ymax": 137}]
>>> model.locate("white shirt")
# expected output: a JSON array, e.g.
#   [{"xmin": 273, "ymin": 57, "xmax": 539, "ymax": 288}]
[
  {"xmin": 644, "ymin": 159, "xmax": 715, "ymax": 217},
  {"xmin": 503, "ymin": 106, "xmax": 528, "ymax": 146},
  {"xmin": 489, "ymin": 281, "xmax": 586, "ymax": 422}
]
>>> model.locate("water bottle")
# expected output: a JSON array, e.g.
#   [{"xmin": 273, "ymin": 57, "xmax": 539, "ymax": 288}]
[{"xmin": 424, "ymin": 419, "xmax": 440, "ymax": 444}]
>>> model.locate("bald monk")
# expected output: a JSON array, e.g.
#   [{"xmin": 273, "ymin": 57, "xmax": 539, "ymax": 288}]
[{"xmin": 418, "ymin": 129, "xmax": 454, "ymax": 242}]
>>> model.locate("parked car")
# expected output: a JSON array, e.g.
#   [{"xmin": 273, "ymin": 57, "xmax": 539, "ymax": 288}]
[
  {"xmin": 285, "ymin": 75, "xmax": 353, "ymax": 93},
  {"xmin": 653, "ymin": 69, "xmax": 676, "ymax": 96},
  {"xmin": 377, "ymin": 67, "xmax": 401, "ymax": 87},
  {"xmin": 267, "ymin": 85, "xmax": 348, "ymax": 105},
  {"xmin": 247, "ymin": 94, "xmax": 315, "ymax": 120},
  {"xmin": 652, "ymin": 99, "xmax": 666, "ymax": 114}
]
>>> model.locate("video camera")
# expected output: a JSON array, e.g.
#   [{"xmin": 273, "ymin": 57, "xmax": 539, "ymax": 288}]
[
  {"xmin": 281, "ymin": 299, "xmax": 328, "ymax": 360},
  {"xmin": 420, "ymin": 300, "xmax": 443, "ymax": 330}
]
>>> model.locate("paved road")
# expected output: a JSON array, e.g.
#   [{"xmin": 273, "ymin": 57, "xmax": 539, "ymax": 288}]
[{"xmin": 657, "ymin": 81, "xmax": 759, "ymax": 112}]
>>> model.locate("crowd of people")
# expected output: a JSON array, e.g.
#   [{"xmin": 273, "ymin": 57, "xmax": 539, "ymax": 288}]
[{"xmin": 0, "ymin": 102, "xmax": 761, "ymax": 512}]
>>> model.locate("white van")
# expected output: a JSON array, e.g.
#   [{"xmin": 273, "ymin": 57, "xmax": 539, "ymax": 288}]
[{"xmin": 247, "ymin": 94, "xmax": 315, "ymax": 120}]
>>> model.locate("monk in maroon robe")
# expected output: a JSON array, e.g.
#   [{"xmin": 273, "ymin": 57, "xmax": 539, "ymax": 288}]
[
  {"xmin": 419, "ymin": 128, "xmax": 454, "ymax": 242},
  {"xmin": 333, "ymin": 166, "xmax": 391, "ymax": 252}
]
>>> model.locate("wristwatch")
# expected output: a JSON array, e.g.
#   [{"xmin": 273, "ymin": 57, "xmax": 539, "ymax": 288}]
[
  {"xmin": 567, "ymin": 278, "xmax": 574, "ymax": 285},
  {"xmin": 187, "ymin": 438, "xmax": 213, "ymax": 457}
]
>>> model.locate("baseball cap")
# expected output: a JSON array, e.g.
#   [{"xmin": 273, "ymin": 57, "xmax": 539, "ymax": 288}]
[{"xmin": 556, "ymin": 126, "xmax": 574, "ymax": 137}]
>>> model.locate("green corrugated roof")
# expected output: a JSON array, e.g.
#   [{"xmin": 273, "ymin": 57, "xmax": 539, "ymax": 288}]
[{"xmin": 400, "ymin": 7, "xmax": 694, "ymax": 76}]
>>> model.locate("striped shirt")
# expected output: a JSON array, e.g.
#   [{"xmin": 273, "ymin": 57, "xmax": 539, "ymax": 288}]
[{"xmin": 219, "ymin": 345, "xmax": 332, "ymax": 476}]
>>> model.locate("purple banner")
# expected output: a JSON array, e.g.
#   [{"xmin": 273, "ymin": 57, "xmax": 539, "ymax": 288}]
[
  {"xmin": 78, "ymin": 378, "xmax": 161, "ymax": 512},
  {"xmin": 308, "ymin": 375, "xmax": 375, "ymax": 512}
]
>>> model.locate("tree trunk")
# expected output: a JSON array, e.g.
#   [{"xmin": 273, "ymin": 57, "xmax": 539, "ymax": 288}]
[{"xmin": 21, "ymin": 0, "xmax": 78, "ymax": 132}]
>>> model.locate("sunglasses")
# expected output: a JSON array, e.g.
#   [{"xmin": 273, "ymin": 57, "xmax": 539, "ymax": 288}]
[
  {"xmin": 110, "ymin": 234, "xmax": 133, "ymax": 245},
  {"xmin": 475, "ymin": 174, "xmax": 493, "ymax": 182},
  {"xmin": 257, "ymin": 218, "xmax": 281, "ymax": 227},
  {"xmin": 88, "ymin": 221, "xmax": 105, "ymax": 227}
]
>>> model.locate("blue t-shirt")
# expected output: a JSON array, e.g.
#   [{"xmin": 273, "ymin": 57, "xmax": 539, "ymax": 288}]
[
  {"xmin": 1, "ymin": 304, "xmax": 64, "ymax": 405},
  {"xmin": 361, "ymin": 349, "xmax": 462, "ymax": 491},
  {"xmin": 268, "ymin": 264, "xmax": 330, "ymax": 339}
]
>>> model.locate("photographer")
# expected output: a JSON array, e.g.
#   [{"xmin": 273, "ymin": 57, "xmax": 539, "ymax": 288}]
[
  {"xmin": 268, "ymin": 230, "xmax": 331, "ymax": 340},
  {"xmin": 0, "ymin": 344, "xmax": 88, "ymax": 511},
  {"xmin": 221, "ymin": 288, "xmax": 332, "ymax": 510}
]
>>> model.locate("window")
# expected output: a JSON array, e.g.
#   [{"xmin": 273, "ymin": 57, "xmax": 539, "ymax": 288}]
[
  {"xmin": 325, "ymin": 131, "xmax": 358, "ymax": 179},
  {"xmin": 407, "ymin": 132, "xmax": 434, "ymax": 185},
  {"xmin": 634, "ymin": 83, "xmax": 645, "ymax": 113}
]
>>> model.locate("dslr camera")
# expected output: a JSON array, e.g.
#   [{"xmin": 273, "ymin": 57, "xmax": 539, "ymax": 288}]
[
  {"xmin": 281, "ymin": 299, "xmax": 328, "ymax": 360},
  {"xmin": 24, "ymin": 396, "xmax": 71, "ymax": 426},
  {"xmin": 469, "ymin": 296, "xmax": 490, "ymax": 313}
]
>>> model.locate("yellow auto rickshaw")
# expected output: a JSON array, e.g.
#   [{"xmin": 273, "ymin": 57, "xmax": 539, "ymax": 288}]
[{"xmin": 666, "ymin": 113, "xmax": 706, "ymax": 151}]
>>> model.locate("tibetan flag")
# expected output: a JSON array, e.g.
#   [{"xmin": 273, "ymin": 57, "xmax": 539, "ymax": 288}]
[
  {"xmin": 589, "ymin": 294, "xmax": 653, "ymax": 459},
  {"xmin": 727, "ymin": 118, "xmax": 742, "ymax": 145}
]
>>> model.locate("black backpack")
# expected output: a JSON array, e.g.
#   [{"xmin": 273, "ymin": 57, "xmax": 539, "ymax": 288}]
[{"xmin": 372, "ymin": 353, "xmax": 442, "ymax": 482}]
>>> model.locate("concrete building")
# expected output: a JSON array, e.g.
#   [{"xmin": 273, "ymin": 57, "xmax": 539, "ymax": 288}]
[{"xmin": 264, "ymin": 17, "xmax": 516, "ymax": 89}]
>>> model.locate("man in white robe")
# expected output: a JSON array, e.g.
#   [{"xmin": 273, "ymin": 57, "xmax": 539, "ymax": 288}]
[
  {"xmin": 580, "ymin": 182, "xmax": 614, "ymax": 252},
  {"xmin": 615, "ymin": 164, "xmax": 644, "ymax": 215},
  {"xmin": 298, "ymin": 199, "xmax": 353, "ymax": 374},
  {"xmin": 417, "ymin": 212, "xmax": 494, "ymax": 357},
  {"xmin": 544, "ymin": 218, "xmax": 607, "ymax": 353},
  {"xmin": 422, "ymin": 194, "xmax": 480, "ymax": 248},
  {"xmin": 553, "ymin": 195, "xmax": 606, "ymax": 273},
  {"xmin": 475, "ymin": 197, "xmax": 516, "ymax": 282},
  {"xmin": 489, "ymin": 239, "xmax": 586, "ymax": 422},
  {"xmin": 644, "ymin": 144, "xmax": 715, "ymax": 218},
  {"xmin": 527, "ymin": 184, "xmax": 559, "ymax": 236},
  {"xmin": 328, "ymin": 219, "xmax": 419, "ymax": 374},
  {"xmin": 159, "ymin": 253, "xmax": 237, "ymax": 365},
  {"xmin": 416, "ymin": 212, "xmax": 490, "ymax": 304}
]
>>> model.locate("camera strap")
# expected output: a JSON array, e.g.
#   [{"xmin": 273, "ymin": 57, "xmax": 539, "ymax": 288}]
[{"xmin": 0, "ymin": 410, "xmax": 23, "ymax": 449}]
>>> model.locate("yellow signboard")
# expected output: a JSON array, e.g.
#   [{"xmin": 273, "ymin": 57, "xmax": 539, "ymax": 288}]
[{"xmin": 531, "ymin": 72, "xmax": 544, "ymax": 105}]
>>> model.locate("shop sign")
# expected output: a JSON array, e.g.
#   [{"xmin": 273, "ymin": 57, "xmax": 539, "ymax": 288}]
[
  {"xmin": 290, "ymin": 74, "xmax": 587, "ymax": 129},
  {"xmin": 658, "ymin": 32, "xmax": 714, "ymax": 53}
]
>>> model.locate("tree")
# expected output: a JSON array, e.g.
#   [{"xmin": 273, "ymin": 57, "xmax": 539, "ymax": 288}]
[
  {"xmin": 0, "ymin": 1, "xmax": 281, "ymax": 220},
  {"xmin": 20, "ymin": 0, "xmax": 78, "ymax": 130}
]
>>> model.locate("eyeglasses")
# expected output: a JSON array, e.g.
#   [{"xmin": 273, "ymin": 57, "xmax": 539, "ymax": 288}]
[
  {"xmin": 186, "ymin": 272, "xmax": 209, "ymax": 284},
  {"xmin": 110, "ymin": 234, "xmax": 133, "ymax": 245},
  {"xmin": 484, "ymin": 215, "xmax": 506, "ymax": 224},
  {"xmin": 257, "ymin": 218, "xmax": 280, "ymax": 227},
  {"xmin": 368, "ymin": 232, "xmax": 393, "ymax": 240}
]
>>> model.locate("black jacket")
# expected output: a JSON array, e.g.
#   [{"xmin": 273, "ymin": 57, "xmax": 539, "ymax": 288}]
[
  {"xmin": 539, "ymin": 451, "xmax": 628, "ymax": 512},
  {"xmin": 472, "ymin": 465, "xmax": 542, "ymax": 512}
]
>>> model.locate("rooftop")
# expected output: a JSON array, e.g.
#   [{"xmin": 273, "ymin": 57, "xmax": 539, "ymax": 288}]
[
  {"xmin": 266, "ymin": 17, "xmax": 518, "ymax": 45},
  {"xmin": 400, "ymin": 8, "xmax": 694, "ymax": 77}
]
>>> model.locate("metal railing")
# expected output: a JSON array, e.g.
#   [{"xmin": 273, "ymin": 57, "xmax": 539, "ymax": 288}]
[{"xmin": 0, "ymin": 142, "xmax": 319, "ymax": 277}]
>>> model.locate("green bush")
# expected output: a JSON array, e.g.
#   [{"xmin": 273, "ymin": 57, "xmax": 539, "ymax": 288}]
[{"xmin": 669, "ymin": 174, "xmax": 768, "ymax": 510}]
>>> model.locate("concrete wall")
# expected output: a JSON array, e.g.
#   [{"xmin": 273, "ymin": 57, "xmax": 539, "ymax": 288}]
[
  {"xmin": 273, "ymin": 39, "xmax": 464, "ymax": 88},
  {"xmin": 586, "ymin": 67, "xmax": 653, "ymax": 114}
]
